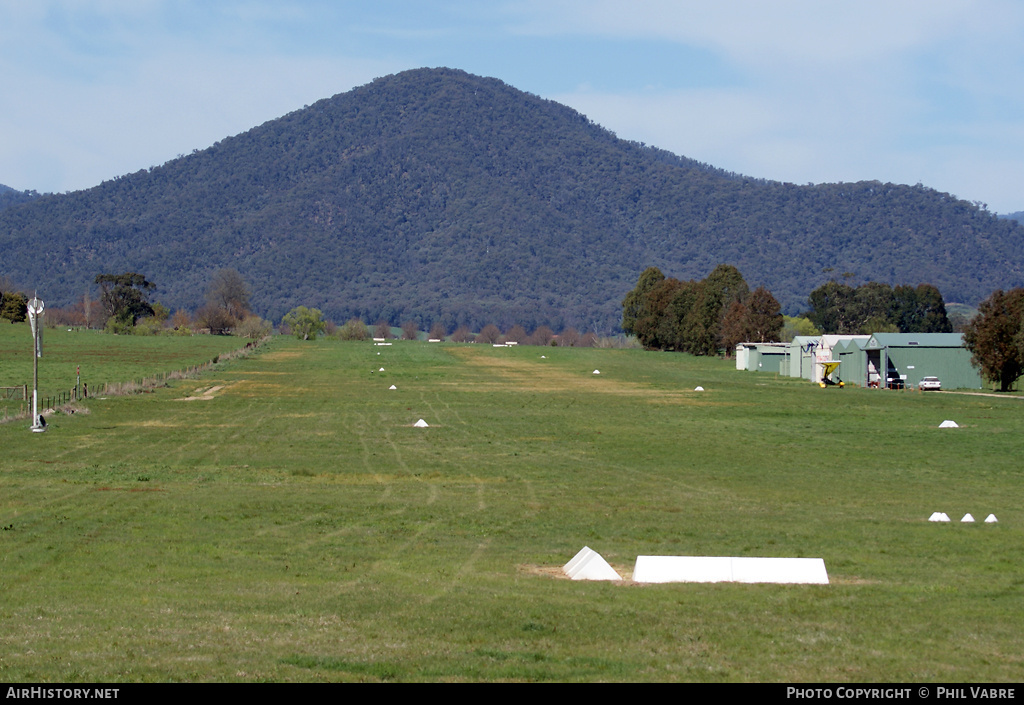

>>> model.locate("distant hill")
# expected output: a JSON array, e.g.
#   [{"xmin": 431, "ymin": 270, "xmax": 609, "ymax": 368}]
[
  {"xmin": 999, "ymin": 211, "xmax": 1024, "ymax": 225},
  {"xmin": 0, "ymin": 184, "xmax": 42, "ymax": 212},
  {"xmin": 1, "ymin": 67, "xmax": 1022, "ymax": 332}
]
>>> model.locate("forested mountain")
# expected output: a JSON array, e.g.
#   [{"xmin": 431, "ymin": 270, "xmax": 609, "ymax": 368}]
[
  {"xmin": 2, "ymin": 67, "xmax": 1023, "ymax": 332},
  {"xmin": 0, "ymin": 184, "xmax": 42, "ymax": 212}
]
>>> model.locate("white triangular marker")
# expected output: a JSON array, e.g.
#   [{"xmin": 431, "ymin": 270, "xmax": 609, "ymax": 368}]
[
  {"xmin": 379, "ymin": 367, "xmax": 385, "ymax": 372},
  {"xmin": 985, "ymin": 514, "xmax": 998, "ymax": 523},
  {"xmin": 928, "ymin": 512, "xmax": 944, "ymax": 522},
  {"xmin": 593, "ymin": 370, "xmax": 600, "ymax": 374},
  {"xmin": 961, "ymin": 513, "xmax": 975, "ymax": 523},
  {"xmin": 939, "ymin": 420, "xmax": 959, "ymax": 428},
  {"xmin": 563, "ymin": 547, "xmax": 622, "ymax": 581},
  {"xmin": 389, "ymin": 385, "xmax": 397, "ymax": 390},
  {"xmin": 694, "ymin": 386, "xmax": 704, "ymax": 391},
  {"xmin": 413, "ymin": 419, "xmax": 429, "ymax": 427}
]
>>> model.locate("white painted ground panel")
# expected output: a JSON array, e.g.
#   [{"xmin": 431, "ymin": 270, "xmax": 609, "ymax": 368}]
[
  {"xmin": 633, "ymin": 556, "xmax": 733, "ymax": 583},
  {"xmin": 633, "ymin": 556, "xmax": 828, "ymax": 585},
  {"xmin": 731, "ymin": 557, "xmax": 829, "ymax": 584}
]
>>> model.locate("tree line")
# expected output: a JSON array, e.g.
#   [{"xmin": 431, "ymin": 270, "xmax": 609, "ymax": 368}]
[
  {"xmin": 805, "ymin": 280, "xmax": 953, "ymax": 335},
  {"xmin": 1, "ymin": 269, "xmax": 272, "ymax": 340},
  {"xmin": 621, "ymin": 264, "xmax": 783, "ymax": 354},
  {"xmin": 619, "ymin": 266, "xmax": 954, "ymax": 352},
  {"xmin": 620, "ymin": 264, "xmax": 1024, "ymax": 393},
  {"xmin": 11, "ymin": 263, "xmax": 1024, "ymax": 392},
  {"xmin": 6, "ymin": 268, "xmax": 625, "ymax": 349},
  {"xmin": 3, "ymin": 68, "xmax": 1023, "ymax": 334}
]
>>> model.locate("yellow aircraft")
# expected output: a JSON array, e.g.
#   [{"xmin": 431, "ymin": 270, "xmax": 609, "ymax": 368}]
[{"xmin": 819, "ymin": 361, "xmax": 844, "ymax": 388}]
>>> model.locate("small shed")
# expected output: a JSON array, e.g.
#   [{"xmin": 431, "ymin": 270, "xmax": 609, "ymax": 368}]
[
  {"xmin": 784, "ymin": 336, "xmax": 820, "ymax": 380},
  {"xmin": 736, "ymin": 342, "xmax": 790, "ymax": 373}
]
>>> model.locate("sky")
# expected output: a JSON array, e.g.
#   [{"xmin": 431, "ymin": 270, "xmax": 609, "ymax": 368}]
[{"xmin": 2, "ymin": 0, "xmax": 1023, "ymax": 213}]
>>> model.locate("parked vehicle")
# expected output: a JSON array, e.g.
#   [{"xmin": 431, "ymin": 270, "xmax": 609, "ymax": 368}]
[
  {"xmin": 919, "ymin": 376, "xmax": 942, "ymax": 391},
  {"xmin": 886, "ymin": 376, "xmax": 905, "ymax": 390}
]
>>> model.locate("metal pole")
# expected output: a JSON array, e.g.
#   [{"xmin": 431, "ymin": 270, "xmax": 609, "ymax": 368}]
[
  {"xmin": 32, "ymin": 339, "xmax": 38, "ymax": 425},
  {"xmin": 28, "ymin": 296, "xmax": 45, "ymax": 433}
]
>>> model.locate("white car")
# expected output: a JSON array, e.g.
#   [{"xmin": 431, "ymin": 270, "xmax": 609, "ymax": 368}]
[{"xmin": 919, "ymin": 376, "xmax": 942, "ymax": 391}]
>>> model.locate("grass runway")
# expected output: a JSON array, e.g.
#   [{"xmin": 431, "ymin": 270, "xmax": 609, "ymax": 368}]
[{"xmin": 1, "ymin": 333, "xmax": 1022, "ymax": 682}]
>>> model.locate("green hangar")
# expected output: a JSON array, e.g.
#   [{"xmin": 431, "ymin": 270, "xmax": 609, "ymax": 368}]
[
  {"xmin": 738, "ymin": 333, "xmax": 983, "ymax": 390},
  {"xmin": 832, "ymin": 333, "xmax": 982, "ymax": 390}
]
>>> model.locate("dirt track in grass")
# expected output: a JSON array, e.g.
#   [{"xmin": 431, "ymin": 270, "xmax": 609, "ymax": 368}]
[{"xmin": 444, "ymin": 347, "xmax": 718, "ymax": 405}]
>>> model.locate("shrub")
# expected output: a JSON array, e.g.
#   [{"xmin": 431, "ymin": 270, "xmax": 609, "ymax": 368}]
[
  {"xmin": 475, "ymin": 324, "xmax": 501, "ymax": 344},
  {"xmin": 282, "ymin": 306, "xmax": 326, "ymax": 340},
  {"xmin": 428, "ymin": 321, "xmax": 447, "ymax": 341},
  {"xmin": 558, "ymin": 327, "xmax": 581, "ymax": 347},
  {"xmin": 504, "ymin": 324, "xmax": 527, "ymax": 343},
  {"xmin": 339, "ymin": 318, "xmax": 370, "ymax": 341},
  {"xmin": 528, "ymin": 326, "xmax": 554, "ymax": 346},
  {"xmin": 133, "ymin": 317, "xmax": 164, "ymax": 336},
  {"xmin": 451, "ymin": 325, "xmax": 473, "ymax": 343},
  {"xmin": 235, "ymin": 315, "xmax": 273, "ymax": 339}
]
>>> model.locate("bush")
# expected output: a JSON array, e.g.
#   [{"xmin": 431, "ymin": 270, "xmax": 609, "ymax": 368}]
[
  {"xmin": 235, "ymin": 315, "xmax": 273, "ymax": 339},
  {"xmin": 475, "ymin": 324, "xmax": 501, "ymax": 344},
  {"xmin": 104, "ymin": 312, "xmax": 135, "ymax": 335},
  {"xmin": 558, "ymin": 327, "xmax": 581, "ymax": 347},
  {"xmin": 451, "ymin": 325, "xmax": 473, "ymax": 343},
  {"xmin": 428, "ymin": 322, "xmax": 447, "ymax": 341},
  {"xmin": 1, "ymin": 292, "xmax": 28, "ymax": 324},
  {"xmin": 195, "ymin": 303, "xmax": 236, "ymax": 335},
  {"xmin": 282, "ymin": 306, "xmax": 326, "ymax": 340},
  {"xmin": 528, "ymin": 326, "xmax": 554, "ymax": 346},
  {"xmin": 504, "ymin": 324, "xmax": 527, "ymax": 343},
  {"xmin": 133, "ymin": 316, "xmax": 164, "ymax": 336},
  {"xmin": 339, "ymin": 318, "xmax": 370, "ymax": 341}
]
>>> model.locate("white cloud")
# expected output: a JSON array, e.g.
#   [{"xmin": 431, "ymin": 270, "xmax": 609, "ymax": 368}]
[
  {"xmin": 529, "ymin": 0, "xmax": 1024, "ymax": 211},
  {"xmin": 510, "ymin": 0, "xmax": 986, "ymax": 64},
  {"xmin": 0, "ymin": 50, "xmax": 396, "ymax": 192}
]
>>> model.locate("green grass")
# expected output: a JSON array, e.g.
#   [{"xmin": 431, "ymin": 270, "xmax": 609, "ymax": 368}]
[
  {"xmin": 1, "ymin": 337, "xmax": 1023, "ymax": 682},
  {"xmin": 0, "ymin": 323, "xmax": 253, "ymax": 416}
]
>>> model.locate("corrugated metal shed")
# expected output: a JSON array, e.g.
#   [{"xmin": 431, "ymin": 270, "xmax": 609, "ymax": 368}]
[
  {"xmin": 834, "ymin": 338, "xmax": 870, "ymax": 387},
  {"xmin": 862, "ymin": 333, "xmax": 981, "ymax": 389},
  {"xmin": 786, "ymin": 336, "xmax": 819, "ymax": 379},
  {"xmin": 812, "ymin": 335, "xmax": 870, "ymax": 382},
  {"xmin": 739, "ymin": 332, "xmax": 983, "ymax": 390}
]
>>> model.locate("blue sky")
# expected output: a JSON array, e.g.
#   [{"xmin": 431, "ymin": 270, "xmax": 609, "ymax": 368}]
[{"xmin": 3, "ymin": 0, "xmax": 1023, "ymax": 213}]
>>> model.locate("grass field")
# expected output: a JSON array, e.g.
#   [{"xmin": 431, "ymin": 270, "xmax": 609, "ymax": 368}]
[
  {"xmin": 0, "ymin": 324, "xmax": 255, "ymax": 418},
  {"xmin": 1, "ymin": 335, "xmax": 1022, "ymax": 682}
]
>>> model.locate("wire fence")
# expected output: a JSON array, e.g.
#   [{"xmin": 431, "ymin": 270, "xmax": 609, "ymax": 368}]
[{"xmin": 0, "ymin": 335, "xmax": 271, "ymax": 425}]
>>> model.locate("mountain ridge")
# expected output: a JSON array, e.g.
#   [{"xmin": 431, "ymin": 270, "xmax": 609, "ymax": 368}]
[{"xmin": 1, "ymin": 67, "xmax": 1022, "ymax": 332}]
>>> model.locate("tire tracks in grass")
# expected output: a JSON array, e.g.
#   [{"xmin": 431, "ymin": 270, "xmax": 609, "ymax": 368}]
[
  {"xmin": 419, "ymin": 389, "xmax": 468, "ymax": 428},
  {"xmin": 344, "ymin": 411, "xmax": 393, "ymax": 502},
  {"xmin": 380, "ymin": 411, "xmax": 439, "ymax": 506}
]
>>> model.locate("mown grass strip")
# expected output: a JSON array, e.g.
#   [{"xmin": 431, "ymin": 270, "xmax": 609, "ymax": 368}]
[{"xmin": 1, "ymin": 338, "xmax": 1022, "ymax": 681}]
